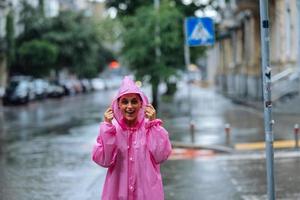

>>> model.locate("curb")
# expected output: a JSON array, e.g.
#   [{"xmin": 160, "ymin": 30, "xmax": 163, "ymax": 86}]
[
  {"xmin": 171, "ymin": 141, "xmax": 234, "ymax": 154},
  {"xmin": 234, "ymin": 140, "xmax": 300, "ymax": 151}
]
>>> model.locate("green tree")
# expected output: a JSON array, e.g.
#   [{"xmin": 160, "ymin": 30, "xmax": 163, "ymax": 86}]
[
  {"xmin": 43, "ymin": 11, "xmax": 113, "ymax": 77},
  {"xmin": 95, "ymin": 18, "xmax": 123, "ymax": 52},
  {"xmin": 14, "ymin": 2, "xmax": 114, "ymax": 78},
  {"xmin": 18, "ymin": 40, "xmax": 58, "ymax": 77},
  {"xmin": 121, "ymin": 1, "xmax": 185, "ymax": 109},
  {"xmin": 6, "ymin": 8, "xmax": 15, "ymax": 69},
  {"xmin": 38, "ymin": 0, "xmax": 45, "ymax": 17},
  {"xmin": 106, "ymin": 0, "xmax": 204, "ymax": 17},
  {"xmin": 18, "ymin": 0, "xmax": 44, "ymax": 37}
]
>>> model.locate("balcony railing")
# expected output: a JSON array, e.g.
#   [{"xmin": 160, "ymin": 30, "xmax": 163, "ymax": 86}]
[{"xmin": 271, "ymin": 68, "xmax": 299, "ymax": 102}]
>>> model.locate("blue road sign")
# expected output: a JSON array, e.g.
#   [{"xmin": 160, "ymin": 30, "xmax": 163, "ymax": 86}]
[{"xmin": 185, "ymin": 17, "xmax": 215, "ymax": 46}]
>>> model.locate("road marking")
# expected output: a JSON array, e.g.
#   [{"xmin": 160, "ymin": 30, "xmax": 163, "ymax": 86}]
[
  {"xmin": 193, "ymin": 150, "xmax": 300, "ymax": 162},
  {"xmin": 235, "ymin": 140, "xmax": 300, "ymax": 150},
  {"xmin": 241, "ymin": 195, "xmax": 266, "ymax": 200},
  {"xmin": 170, "ymin": 148, "xmax": 215, "ymax": 160}
]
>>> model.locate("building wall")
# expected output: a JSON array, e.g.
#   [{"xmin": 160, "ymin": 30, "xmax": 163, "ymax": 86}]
[
  {"xmin": 89, "ymin": 2, "xmax": 105, "ymax": 20},
  {"xmin": 208, "ymin": 0, "xmax": 300, "ymax": 101},
  {"xmin": 0, "ymin": 54, "xmax": 7, "ymax": 89},
  {"xmin": 45, "ymin": 0, "xmax": 59, "ymax": 17},
  {"xmin": 206, "ymin": 45, "xmax": 219, "ymax": 85},
  {"xmin": 270, "ymin": 0, "xmax": 299, "ymax": 71},
  {"xmin": 0, "ymin": 2, "xmax": 8, "ymax": 90}
]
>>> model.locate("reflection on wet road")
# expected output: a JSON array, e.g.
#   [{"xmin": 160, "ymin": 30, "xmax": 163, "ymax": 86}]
[
  {"xmin": 0, "ymin": 124, "xmax": 106, "ymax": 200},
  {"xmin": 1, "ymin": 84, "xmax": 300, "ymax": 199},
  {"xmin": 163, "ymin": 151, "xmax": 300, "ymax": 200},
  {"xmin": 0, "ymin": 90, "xmax": 117, "ymax": 200},
  {"xmin": 0, "ymin": 90, "xmax": 116, "ymax": 143},
  {"xmin": 162, "ymin": 84, "xmax": 300, "ymax": 146}
]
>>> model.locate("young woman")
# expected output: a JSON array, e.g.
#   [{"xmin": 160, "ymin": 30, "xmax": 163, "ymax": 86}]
[{"xmin": 92, "ymin": 76, "xmax": 172, "ymax": 200}]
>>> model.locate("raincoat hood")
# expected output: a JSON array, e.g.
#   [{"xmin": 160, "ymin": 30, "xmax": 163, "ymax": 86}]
[{"xmin": 112, "ymin": 76, "xmax": 149, "ymax": 129}]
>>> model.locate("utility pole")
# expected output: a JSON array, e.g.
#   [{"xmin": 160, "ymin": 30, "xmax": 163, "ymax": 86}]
[
  {"xmin": 259, "ymin": 0, "xmax": 275, "ymax": 199},
  {"xmin": 184, "ymin": 22, "xmax": 194, "ymax": 143},
  {"xmin": 297, "ymin": 0, "xmax": 300, "ymax": 79},
  {"xmin": 151, "ymin": 0, "xmax": 161, "ymax": 110}
]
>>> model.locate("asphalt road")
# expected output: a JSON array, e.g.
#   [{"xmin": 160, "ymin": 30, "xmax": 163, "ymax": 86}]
[{"xmin": 1, "ymin": 83, "xmax": 300, "ymax": 200}]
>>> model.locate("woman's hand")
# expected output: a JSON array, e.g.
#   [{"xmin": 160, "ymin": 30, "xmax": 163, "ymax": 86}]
[
  {"xmin": 145, "ymin": 104, "xmax": 156, "ymax": 121},
  {"xmin": 104, "ymin": 107, "xmax": 114, "ymax": 124}
]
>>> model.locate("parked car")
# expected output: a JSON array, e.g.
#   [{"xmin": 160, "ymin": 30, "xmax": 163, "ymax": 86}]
[
  {"xmin": 2, "ymin": 76, "xmax": 35, "ymax": 105},
  {"xmin": 47, "ymin": 81, "xmax": 65, "ymax": 98},
  {"xmin": 59, "ymin": 79, "xmax": 76, "ymax": 96},
  {"xmin": 0, "ymin": 87, "xmax": 4, "ymax": 98},
  {"xmin": 71, "ymin": 79, "xmax": 83, "ymax": 94},
  {"xmin": 104, "ymin": 76, "xmax": 122, "ymax": 89},
  {"xmin": 80, "ymin": 79, "xmax": 92, "ymax": 93},
  {"xmin": 91, "ymin": 78, "xmax": 106, "ymax": 91},
  {"xmin": 32, "ymin": 79, "xmax": 49, "ymax": 99}
]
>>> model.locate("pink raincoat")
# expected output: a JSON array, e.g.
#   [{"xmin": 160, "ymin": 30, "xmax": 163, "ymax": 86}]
[{"xmin": 92, "ymin": 76, "xmax": 172, "ymax": 200}]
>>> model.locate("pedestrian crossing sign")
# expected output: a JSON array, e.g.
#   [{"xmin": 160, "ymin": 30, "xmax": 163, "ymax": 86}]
[{"xmin": 185, "ymin": 17, "xmax": 215, "ymax": 46}]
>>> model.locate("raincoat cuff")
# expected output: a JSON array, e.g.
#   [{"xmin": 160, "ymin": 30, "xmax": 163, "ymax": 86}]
[
  {"xmin": 100, "ymin": 122, "xmax": 116, "ymax": 134},
  {"xmin": 145, "ymin": 119, "xmax": 163, "ymax": 129},
  {"xmin": 101, "ymin": 121, "xmax": 114, "ymax": 126}
]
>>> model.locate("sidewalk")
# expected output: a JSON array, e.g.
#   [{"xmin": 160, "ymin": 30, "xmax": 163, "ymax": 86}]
[
  {"xmin": 1, "ymin": 87, "xmax": 300, "ymax": 200},
  {"xmin": 163, "ymin": 149, "xmax": 300, "ymax": 200},
  {"xmin": 159, "ymin": 83, "xmax": 300, "ymax": 197},
  {"xmin": 160, "ymin": 83, "xmax": 300, "ymax": 152}
]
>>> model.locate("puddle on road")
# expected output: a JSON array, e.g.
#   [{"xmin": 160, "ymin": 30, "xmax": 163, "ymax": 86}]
[{"xmin": 0, "ymin": 123, "xmax": 104, "ymax": 200}]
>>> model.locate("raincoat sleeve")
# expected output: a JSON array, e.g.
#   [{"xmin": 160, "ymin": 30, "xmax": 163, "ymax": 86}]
[
  {"xmin": 145, "ymin": 119, "xmax": 172, "ymax": 164},
  {"xmin": 92, "ymin": 122, "xmax": 118, "ymax": 168}
]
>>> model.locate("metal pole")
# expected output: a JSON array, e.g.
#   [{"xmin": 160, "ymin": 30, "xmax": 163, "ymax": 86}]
[
  {"xmin": 294, "ymin": 124, "xmax": 299, "ymax": 149},
  {"xmin": 184, "ymin": 19, "xmax": 194, "ymax": 143},
  {"xmin": 259, "ymin": 0, "xmax": 275, "ymax": 199},
  {"xmin": 297, "ymin": 0, "xmax": 300, "ymax": 95},
  {"xmin": 225, "ymin": 123, "xmax": 231, "ymax": 146}
]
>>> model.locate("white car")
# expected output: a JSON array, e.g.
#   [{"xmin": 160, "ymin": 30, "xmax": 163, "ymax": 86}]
[{"xmin": 91, "ymin": 78, "xmax": 106, "ymax": 90}]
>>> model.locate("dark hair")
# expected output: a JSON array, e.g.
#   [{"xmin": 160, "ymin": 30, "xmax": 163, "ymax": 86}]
[{"xmin": 117, "ymin": 93, "xmax": 143, "ymax": 103}]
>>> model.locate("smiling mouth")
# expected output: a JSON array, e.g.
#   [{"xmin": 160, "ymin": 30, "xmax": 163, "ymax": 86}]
[{"xmin": 125, "ymin": 110, "xmax": 135, "ymax": 115}]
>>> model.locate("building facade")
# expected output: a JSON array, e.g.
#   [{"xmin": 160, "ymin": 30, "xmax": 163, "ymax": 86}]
[
  {"xmin": 0, "ymin": 0, "xmax": 9, "ymax": 93},
  {"xmin": 208, "ymin": 0, "xmax": 300, "ymax": 102}
]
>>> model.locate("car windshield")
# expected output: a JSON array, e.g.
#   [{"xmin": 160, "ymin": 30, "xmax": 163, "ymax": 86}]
[{"xmin": 8, "ymin": 81, "xmax": 19, "ymax": 90}]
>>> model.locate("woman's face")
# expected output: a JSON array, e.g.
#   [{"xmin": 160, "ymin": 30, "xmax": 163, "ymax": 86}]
[{"xmin": 118, "ymin": 93, "xmax": 142, "ymax": 124}]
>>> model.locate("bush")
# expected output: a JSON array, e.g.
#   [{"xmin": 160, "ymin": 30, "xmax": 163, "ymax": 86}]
[{"xmin": 18, "ymin": 39, "xmax": 58, "ymax": 76}]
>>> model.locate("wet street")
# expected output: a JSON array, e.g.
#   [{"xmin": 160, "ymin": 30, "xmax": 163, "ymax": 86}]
[{"xmin": 1, "ymin": 83, "xmax": 300, "ymax": 200}]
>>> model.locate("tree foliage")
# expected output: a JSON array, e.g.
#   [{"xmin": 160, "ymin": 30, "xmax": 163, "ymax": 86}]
[
  {"xmin": 13, "ymin": 1, "xmax": 114, "ymax": 78},
  {"xmin": 121, "ymin": 1, "xmax": 186, "ymax": 108},
  {"xmin": 106, "ymin": 0, "xmax": 203, "ymax": 17},
  {"xmin": 18, "ymin": 40, "xmax": 58, "ymax": 77},
  {"xmin": 43, "ymin": 11, "xmax": 102, "ymax": 75},
  {"xmin": 6, "ymin": 8, "xmax": 15, "ymax": 69}
]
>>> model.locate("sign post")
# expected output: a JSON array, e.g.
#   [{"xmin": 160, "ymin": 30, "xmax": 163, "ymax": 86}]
[
  {"xmin": 259, "ymin": 0, "xmax": 275, "ymax": 199},
  {"xmin": 184, "ymin": 17, "xmax": 214, "ymax": 143}
]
